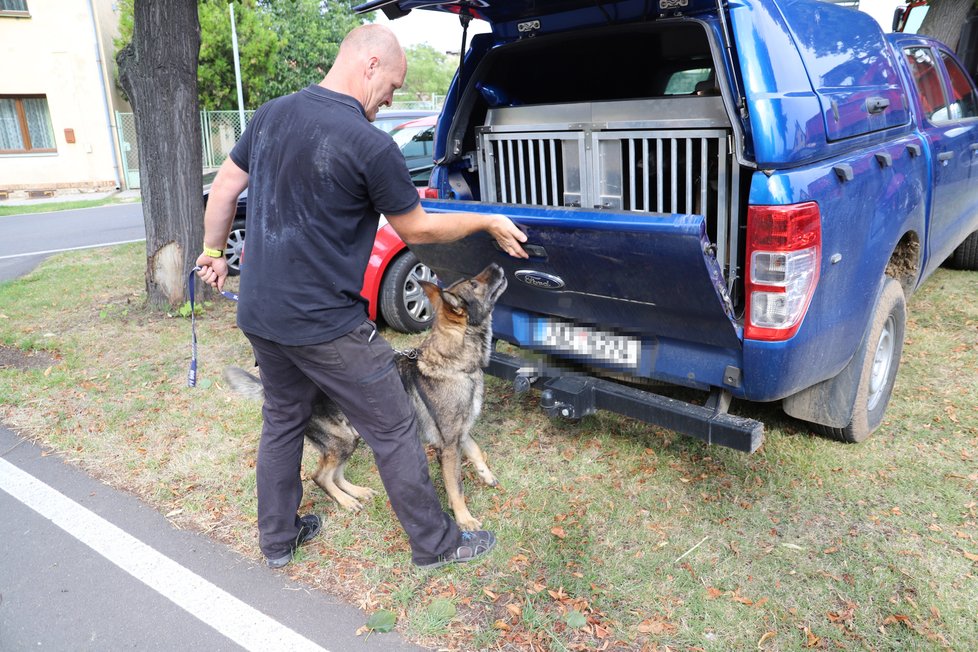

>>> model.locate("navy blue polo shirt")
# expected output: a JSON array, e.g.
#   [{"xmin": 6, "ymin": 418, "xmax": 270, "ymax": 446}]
[{"xmin": 229, "ymin": 85, "xmax": 420, "ymax": 345}]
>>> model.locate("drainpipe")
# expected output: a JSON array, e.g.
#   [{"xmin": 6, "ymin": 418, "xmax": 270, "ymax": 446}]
[{"xmin": 86, "ymin": 0, "xmax": 123, "ymax": 190}]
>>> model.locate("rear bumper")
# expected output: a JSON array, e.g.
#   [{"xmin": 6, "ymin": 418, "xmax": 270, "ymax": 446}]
[{"xmin": 488, "ymin": 350, "xmax": 764, "ymax": 453}]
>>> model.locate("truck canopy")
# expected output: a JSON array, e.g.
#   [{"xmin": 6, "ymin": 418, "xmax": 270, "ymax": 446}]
[{"xmin": 353, "ymin": 0, "xmax": 719, "ymax": 23}]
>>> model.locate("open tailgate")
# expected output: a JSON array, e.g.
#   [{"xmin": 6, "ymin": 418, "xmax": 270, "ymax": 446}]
[{"xmin": 412, "ymin": 200, "xmax": 741, "ymax": 350}]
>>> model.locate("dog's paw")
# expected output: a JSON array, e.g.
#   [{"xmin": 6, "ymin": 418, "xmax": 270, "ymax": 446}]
[
  {"xmin": 477, "ymin": 468, "xmax": 499, "ymax": 487},
  {"xmin": 455, "ymin": 513, "xmax": 483, "ymax": 531},
  {"xmin": 332, "ymin": 492, "xmax": 365, "ymax": 513},
  {"xmin": 345, "ymin": 485, "xmax": 377, "ymax": 501}
]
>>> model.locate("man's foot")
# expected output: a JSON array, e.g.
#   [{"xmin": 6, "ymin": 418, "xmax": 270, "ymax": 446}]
[
  {"xmin": 414, "ymin": 530, "xmax": 496, "ymax": 570},
  {"xmin": 265, "ymin": 514, "xmax": 322, "ymax": 569}
]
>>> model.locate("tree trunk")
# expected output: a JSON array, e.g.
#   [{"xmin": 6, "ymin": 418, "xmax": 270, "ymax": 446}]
[
  {"xmin": 917, "ymin": 0, "xmax": 973, "ymax": 51},
  {"xmin": 117, "ymin": 1, "xmax": 202, "ymax": 310}
]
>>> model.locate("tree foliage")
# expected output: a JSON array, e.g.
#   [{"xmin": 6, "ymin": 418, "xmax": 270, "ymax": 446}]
[
  {"xmin": 115, "ymin": 0, "xmax": 366, "ymax": 110},
  {"xmin": 197, "ymin": 0, "xmax": 277, "ymax": 111},
  {"xmin": 258, "ymin": 0, "xmax": 364, "ymax": 102},
  {"xmin": 402, "ymin": 44, "xmax": 458, "ymax": 102}
]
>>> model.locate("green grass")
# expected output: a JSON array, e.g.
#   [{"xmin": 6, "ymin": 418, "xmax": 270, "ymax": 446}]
[
  {"xmin": 0, "ymin": 196, "xmax": 136, "ymax": 217},
  {"xmin": 1, "ymin": 244, "xmax": 976, "ymax": 651}
]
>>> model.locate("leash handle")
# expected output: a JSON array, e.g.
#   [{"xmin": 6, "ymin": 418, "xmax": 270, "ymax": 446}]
[{"xmin": 187, "ymin": 266, "xmax": 238, "ymax": 388}]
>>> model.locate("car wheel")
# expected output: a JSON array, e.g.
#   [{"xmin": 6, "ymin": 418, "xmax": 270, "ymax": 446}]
[
  {"xmin": 379, "ymin": 250, "xmax": 436, "ymax": 333},
  {"xmin": 225, "ymin": 219, "xmax": 245, "ymax": 276},
  {"xmin": 949, "ymin": 231, "xmax": 978, "ymax": 271},
  {"xmin": 813, "ymin": 277, "xmax": 906, "ymax": 443}
]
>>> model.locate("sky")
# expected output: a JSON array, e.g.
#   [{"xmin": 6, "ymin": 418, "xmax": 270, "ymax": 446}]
[{"xmin": 373, "ymin": 8, "xmax": 491, "ymax": 54}]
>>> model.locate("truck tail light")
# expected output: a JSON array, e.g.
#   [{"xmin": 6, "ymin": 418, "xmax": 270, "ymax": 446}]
[
  {"xmin": 423, "ymin": 187, "xmax": 440, "ymax": 199},
  {"xmin": 744, "ymin": 202, "xmax": 821, "ymax": 341}
]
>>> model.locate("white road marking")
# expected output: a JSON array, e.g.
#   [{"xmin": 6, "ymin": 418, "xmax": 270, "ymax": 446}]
[
  {"xmin": 0, "ymin": 458, "xmax": 328, "ymax": 652},
  {"xmin": 0, "ymin": 239, "xmax": 146, "ymax": 260}
]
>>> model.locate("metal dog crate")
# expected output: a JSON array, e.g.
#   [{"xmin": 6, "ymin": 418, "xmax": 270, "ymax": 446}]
[{"xmin": 476, "ymin": 97, "xmax": 741, "ymax": 287}]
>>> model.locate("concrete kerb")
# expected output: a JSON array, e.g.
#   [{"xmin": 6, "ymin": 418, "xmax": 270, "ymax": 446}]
[{"xmin": 0, "ymin": 189, "xmax": 142, "ymax": 207}]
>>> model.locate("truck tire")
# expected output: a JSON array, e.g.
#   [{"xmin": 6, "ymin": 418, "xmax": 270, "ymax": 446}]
[
  {"xmin": 949, "ymin": 231, "xmax": 978, "ymax": 271},
  {"xmin": 813, "ymin": 277, "xmax": 906, "ymax": 443},
  {"xmin": 379, "ymin": 250, "xmax": 436, "ymax": 333}
]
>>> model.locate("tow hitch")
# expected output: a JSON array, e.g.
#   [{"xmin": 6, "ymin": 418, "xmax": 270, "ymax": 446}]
[{"xmin": 495, "ymin": 351, "xmax": 764, "ymax": 453}]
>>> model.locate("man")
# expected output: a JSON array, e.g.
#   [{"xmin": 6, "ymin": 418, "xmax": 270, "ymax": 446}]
[{"xmin": 195, "ymin": 24, "xmax": 527, "ymax": 569}]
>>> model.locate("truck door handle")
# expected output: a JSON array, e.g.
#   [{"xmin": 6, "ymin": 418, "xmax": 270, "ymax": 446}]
[
  {"xmin": 970, "ymin": 143, "xmax": 978, "ymax": 151},
  {"xmin": 866, "ymin": 97, "xmax": 890, "ymax": 114},
  {"xmin": 493, "ymin": 241, "xmax": 547, "ymax": 258},
  {"xmin": 938, "ymin": 151, "xmax": 954, "ymax": 161}
]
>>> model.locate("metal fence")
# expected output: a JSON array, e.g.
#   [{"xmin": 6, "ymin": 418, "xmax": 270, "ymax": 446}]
[
  {"xmin": 116, "ymin": 109, "xmax": 254, "ymax": 189},
  {"xmin": 116, "ymin": 100, "xmax": 441, "ymax": 189}
]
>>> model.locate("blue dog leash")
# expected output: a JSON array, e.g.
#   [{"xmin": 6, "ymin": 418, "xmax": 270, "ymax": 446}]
[{"xmin": 187, "ymin": 266, "xmax": 238, "ymax": 387}]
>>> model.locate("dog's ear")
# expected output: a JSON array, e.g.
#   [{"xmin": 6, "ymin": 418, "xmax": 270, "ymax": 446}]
[
  {"xmin": 420, "ymin": 281, "xmax": 442, "ymax": 306},
  {"xmin": 420, "ymin": 281, "xmax": 464, "ymax": 315},
  {"xmin": 439, "ymin": 289, "xmax": 466, "ymax": 315}
]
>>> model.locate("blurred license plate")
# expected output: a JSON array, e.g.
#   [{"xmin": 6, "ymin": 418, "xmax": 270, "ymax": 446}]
[{"xmin": 535, "ymin": 319, "xmax": 641, "ymax": 367}]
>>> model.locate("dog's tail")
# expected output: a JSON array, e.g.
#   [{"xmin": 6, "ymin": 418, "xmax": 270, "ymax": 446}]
[{"xmin": 223, "ymin": 366, "xmax": 265, "ymax": 401}]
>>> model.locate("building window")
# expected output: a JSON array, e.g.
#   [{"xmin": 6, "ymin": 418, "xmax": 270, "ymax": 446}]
[
  {"xmin": 0, "ymin": 96, "xmax": 56, "ymax": 153},
  {"xmin": 0, "ymin": 0, "xmax": 29, "ymax": 15}
]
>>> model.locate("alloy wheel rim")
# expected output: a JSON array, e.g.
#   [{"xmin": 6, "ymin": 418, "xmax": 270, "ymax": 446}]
[
  {"xmin": 867, "ymin": 315, "xmax": 895, "ymax": 411},
  {"xmin": 402, "ymin": 263, "xmax": 436, "ymax": 323}
]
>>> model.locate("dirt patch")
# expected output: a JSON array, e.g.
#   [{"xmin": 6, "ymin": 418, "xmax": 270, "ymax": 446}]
[{"xmin": 0, "ymin": 345, "xmax": 59, "ymax": 371}]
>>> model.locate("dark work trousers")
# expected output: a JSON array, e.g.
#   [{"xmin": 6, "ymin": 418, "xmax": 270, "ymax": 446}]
[{"xmin": 243, "ymin": 320, "xmax": 461, "ymax": 564}]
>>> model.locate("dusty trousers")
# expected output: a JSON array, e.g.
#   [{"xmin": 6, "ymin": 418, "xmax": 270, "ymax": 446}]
[{"xmin": 244, "ymin": 321, "xmax": 461, "ymax": 563}]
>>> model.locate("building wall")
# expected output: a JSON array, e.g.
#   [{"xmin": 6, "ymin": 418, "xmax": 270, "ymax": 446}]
[{"xmin": 0, "ymin": 0, "xmax": 127, "ymax": 197}]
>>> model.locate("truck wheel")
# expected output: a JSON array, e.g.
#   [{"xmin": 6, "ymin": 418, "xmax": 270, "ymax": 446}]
[
  {"xmin": 949, "ymin": 231, "xmax": 978, "ymax": 271},
  {"xmin": 379, "ymin": 251, "xmax": 436, "ymax": 333},
  {"xmin": 814, "ymin": 278, "xmax": 906, "ymax": 443}
]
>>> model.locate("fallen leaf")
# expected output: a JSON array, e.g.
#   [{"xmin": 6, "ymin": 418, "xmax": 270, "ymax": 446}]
[
  {"xmin": 803, "ymin": 627, "xmax": 820, "ymax": 648},
  {"xmin": 564, "ymin": 610, "xmax": 587, "ymax": 629},
  {"xmin": 882, "ymin": 614, "xmax": 913, "ymax": 629},
  {"xmin": 706, "ymin": 586, "xmax": 724, "ymax": 599},
  {"xmin": 962, "ymin": 550, "xmax": 978, "ymax": 562},
  {"xmin": 505, "ymin": 603, "xmax": 522, "ymax": 619},
  {"xmin": 427, "ymin": 599, "xmax": 456, "ymax": 623},
  {"xmin": 551, "ymin": 526, "xmax": 567, "ymax": 539},
  {"xmin": 757, "ymin": 631, "xmax": 776, "ymax": 648},
  {"xmin": 364, "ymin": 609, "xmax": 396, "ymax": 633}
]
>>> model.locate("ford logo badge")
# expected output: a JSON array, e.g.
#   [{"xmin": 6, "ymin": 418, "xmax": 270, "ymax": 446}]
[{"xmin": 515, "ymin": 270, "xmax": 565, "ymax": 290}]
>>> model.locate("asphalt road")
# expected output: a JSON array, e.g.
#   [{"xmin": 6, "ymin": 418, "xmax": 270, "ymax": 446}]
[
  {"xmin": 0, "ymin": 203, "xmax": 146, "ymax": 282},
  {"xmin": 0, "ymin": 203, "xmax": 425, "ymax": 651}
]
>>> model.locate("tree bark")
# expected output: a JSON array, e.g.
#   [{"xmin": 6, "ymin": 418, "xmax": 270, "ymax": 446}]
[
  {"xmin": 117, "ymin": 0, "xmax": 202, "ymax": 310},
  {"xmin": 917, "ymin": 0, "xmax": 974, "ymax": 51}
]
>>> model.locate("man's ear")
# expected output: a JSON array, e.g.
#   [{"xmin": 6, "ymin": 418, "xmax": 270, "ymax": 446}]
[{"xmin": 366, "ymin": 56, "xmax": 379, "ymax": 78}]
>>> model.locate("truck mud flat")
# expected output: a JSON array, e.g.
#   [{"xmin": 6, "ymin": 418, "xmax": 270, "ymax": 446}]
[{"xmin": 357, "ymin": 0, "xmax": 978, "ymax": 452}]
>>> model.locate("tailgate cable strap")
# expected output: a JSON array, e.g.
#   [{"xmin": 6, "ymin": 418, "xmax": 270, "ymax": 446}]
[{"xmin": 186, "ymin": 266, "xmax": 239, "ymax": 388}]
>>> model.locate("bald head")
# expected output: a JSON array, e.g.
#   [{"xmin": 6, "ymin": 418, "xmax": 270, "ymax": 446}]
[
  {"xmin": 322, "ymin": 24, "xmax": 407, "ymax": 121},
  {"xmin": 338, "ymin": 24, "xmax": 405, "ymax": 64}
]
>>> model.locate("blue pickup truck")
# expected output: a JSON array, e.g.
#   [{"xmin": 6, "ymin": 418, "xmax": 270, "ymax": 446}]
[{"xmin": 357, "ymin": 0, "xmax": 978, "ymax": 452}]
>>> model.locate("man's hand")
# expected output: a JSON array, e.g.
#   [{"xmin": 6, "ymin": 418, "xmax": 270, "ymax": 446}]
[
  {"xmin": 195, "ymin": 252, "xmax": 229, "ymax": 291},
  {"xmin": 487, "ymin": 214, "xmax": 529, "ymax": 259}
]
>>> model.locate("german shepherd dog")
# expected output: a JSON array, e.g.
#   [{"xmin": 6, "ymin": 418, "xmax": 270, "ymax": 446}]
[{"xmin": 223, "ymin": 263, "xmax": 507, "ymax": 531}]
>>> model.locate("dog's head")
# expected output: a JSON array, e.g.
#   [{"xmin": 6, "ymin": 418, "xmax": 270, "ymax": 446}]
[{"xmin": 421, "ymin": 263, "xmax": 507, "ymax": 327}]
